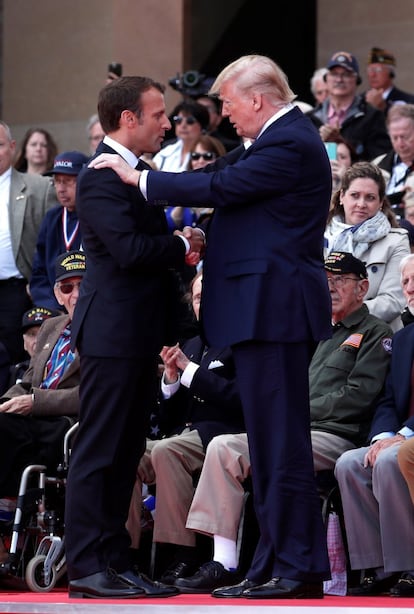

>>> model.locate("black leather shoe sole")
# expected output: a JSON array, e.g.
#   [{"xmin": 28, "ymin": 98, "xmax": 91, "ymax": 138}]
[{"xmin": 69, "ymin": 587, "xmax": 143, "ymax": 599}]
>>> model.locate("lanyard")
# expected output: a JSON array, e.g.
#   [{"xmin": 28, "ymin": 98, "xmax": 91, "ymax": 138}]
[{"xmin": 62, "ymin": 208, "xmax": 80, "ymax": 251}]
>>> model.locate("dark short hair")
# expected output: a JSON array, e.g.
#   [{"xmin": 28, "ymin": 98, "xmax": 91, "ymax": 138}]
[
  {"xmin": 170, "ymin": 100, "xmax": 210, "ymax": 131},
  {"xmin": 98, "ymin": 76, "xmax": 165, "ymax": 133}
]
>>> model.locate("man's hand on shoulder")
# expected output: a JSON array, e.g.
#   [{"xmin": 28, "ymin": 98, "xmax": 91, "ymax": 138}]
[{"xmin": 88, "ymin": 153, "xmax": 140, "ymax": 186}]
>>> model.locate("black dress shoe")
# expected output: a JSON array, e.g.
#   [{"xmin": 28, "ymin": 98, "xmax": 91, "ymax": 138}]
[
  {"xmin": 159, "ymin": 561, "xmax": 199, "ymax": 585},
  {"xmin": 243, "ymin": 577, "xmax": 324, "ymax": 599},
  {"xmin": 175, "ymin": 561, "xmax": 240, "ymax": 593},
  {"xmin": 348, "ymin": 571, "xmax": 400, "ymax": 596},
  {"xmin": 212, "ymin": 578, "xmax": 258, "ymax": 598},
  {"xmin": 118, "ymin": 566, "xmax": 179, "ymax": 597},
  {"xmin": 69, "ymin": 569, "xmax": 145, "ymax": 599},
  {"xmin": 390, "ymin": 572, "xmax": 414, "ymax": 597}
]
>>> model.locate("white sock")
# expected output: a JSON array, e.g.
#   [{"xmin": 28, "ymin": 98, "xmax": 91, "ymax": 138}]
[{"xmin": 213, "ymin": 535, "xmax": 237, "ymax": 571}]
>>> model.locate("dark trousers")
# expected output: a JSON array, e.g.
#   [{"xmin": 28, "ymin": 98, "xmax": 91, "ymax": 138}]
[
  {"xmin": 232, "ymin": 340, "xmax": 330, "ymax": 583},
  {"xmin": 0, "ymin": 413, "xmax": 73, "ymax": 496},
  {"xmin": 0, "ymin": 279, "xmax": 32, "ymax": 363},
  {"xmin": 64, "ymin": 354, "xmax": 158, "ymax": 580}
]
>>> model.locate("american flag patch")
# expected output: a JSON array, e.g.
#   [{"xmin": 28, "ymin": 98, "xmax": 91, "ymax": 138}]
[{"xmin": 341, "ymin": 333, "xmax": 363, "ymax": 348}]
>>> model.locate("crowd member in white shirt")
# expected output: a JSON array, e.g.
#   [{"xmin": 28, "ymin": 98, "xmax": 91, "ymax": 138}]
[{"xmin": 152, "ymin": 101, "xmax": 209, "ymax": 172}]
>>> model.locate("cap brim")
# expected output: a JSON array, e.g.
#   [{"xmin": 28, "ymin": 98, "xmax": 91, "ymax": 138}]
[
  {"xmin": 44, "ymin": 169, "xmax": 79, "ymax": 176},
  {"xmin": 56, "ymin": 271, "xmax": 86, "ymax": 282}
]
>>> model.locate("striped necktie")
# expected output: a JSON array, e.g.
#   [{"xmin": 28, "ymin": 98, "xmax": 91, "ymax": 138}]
[{"xmin": 40, "ymin": 325, "xmax": 74, "ymax": 389}]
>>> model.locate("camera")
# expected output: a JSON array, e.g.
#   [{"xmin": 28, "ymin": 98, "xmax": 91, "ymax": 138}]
[
  {"xmin": 107, "ymin": 62, "xmax": 123, "ymax": 80},
  {"xmin": 168, "ymin": 70, "xmax": 212, "ymax": 98}
]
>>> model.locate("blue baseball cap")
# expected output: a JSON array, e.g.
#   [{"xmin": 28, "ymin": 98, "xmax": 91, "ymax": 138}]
[
  {"xmin": 327, "ymin": 51, "xmax": 360, "ymax": 75},
  {"xmin": 45, "ymin": 151, "xmax": 89, "ymax": 176}
]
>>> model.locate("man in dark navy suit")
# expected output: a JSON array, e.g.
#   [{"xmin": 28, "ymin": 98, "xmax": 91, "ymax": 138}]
[
  {"xmin": 64, "ymin": 76, "xmax": 204, "ymax": 599},
  {"xmin": 89, "ymin": 54, "xmax": 333, "ymax": 599}
]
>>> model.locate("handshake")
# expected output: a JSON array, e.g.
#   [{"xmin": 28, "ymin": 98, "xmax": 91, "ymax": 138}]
[{"xmin": 174, "ymin": 226, "xmax": 206, "ymax": 266}]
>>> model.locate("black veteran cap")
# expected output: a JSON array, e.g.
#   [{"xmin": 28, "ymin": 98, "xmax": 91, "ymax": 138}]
[
  {"xmin": 55, "ymin": 250, "xmax": 86, "ymax": 282},
  {"xmin": 324, "ymin": 251, "xmax": 368, "ymax": 280},
  {"xmin": 21, "ymin": 307, "xmax": 59, "ymax": 333}
]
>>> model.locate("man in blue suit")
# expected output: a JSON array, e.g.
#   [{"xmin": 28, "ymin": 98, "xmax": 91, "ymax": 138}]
[
  {"xmin": 64, "ymin": 76, "xmax": 204, "ymax": 599},
  {"xmin": 335, "ymin": 253, "xmax": 414, "ymax": 597},
  {"xmin": 89, "ymin": 54, "xmax": 333, "ymax": 599}
]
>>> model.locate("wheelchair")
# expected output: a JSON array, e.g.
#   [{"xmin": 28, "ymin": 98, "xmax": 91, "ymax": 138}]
[{"xmin": 0, "ymin": 421, "xmax": 78, "ymax": 592}]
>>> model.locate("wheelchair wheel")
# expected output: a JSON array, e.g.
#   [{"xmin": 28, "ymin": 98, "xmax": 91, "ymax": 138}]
[{"xmin": 25, "ymin": 554, "xmax": 57, "ymax": 592}]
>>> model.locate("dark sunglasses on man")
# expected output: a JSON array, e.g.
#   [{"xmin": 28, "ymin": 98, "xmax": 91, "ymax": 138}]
[{"xmin": 57, "ymin": 281, "xmax": 82, "ymax": 295}]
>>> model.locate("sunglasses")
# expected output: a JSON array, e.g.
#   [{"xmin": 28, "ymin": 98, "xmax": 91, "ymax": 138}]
[
  {"xmin": 191, "ymin": 152, "xmax": 216, "ymax": 161},
  {"xmin": 173, "ymin": 115, "xmax": 197, "ymax": 125},
  {"xmin": 57, "ymin": 281, "xmax": 82, "ymax": 294}
]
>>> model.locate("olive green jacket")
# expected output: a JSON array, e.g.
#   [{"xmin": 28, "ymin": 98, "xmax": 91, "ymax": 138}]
[{"xmin": 310, "ymin": 304, "xmax": 393, "ymax": 446}]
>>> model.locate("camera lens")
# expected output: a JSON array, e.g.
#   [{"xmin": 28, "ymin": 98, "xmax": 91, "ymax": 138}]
[{"xmin": 182, "ymin": 70, "xmax": 200, "ymax": 88}]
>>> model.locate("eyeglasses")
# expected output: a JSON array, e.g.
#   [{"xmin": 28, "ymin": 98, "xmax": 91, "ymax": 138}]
[
  {"xmin": 53, "ymin": 177, "xmax": 77, "ymax": 187},
  {"xmin": 327, "ymin": 275, "xmax": 360, "ymax": 288},
  {"xmin": 367, "ymin": 66, "xmax": 387, "ymax": 74},
  {"xmin": 327, "ymin": 71, "xmax": 356, "ymax": 81},
  {"xmin": 191, "ymin": 152, "xmax": 216, "ymax": 161},
  {"xmin": 173, "ymin": 115, "xmax": 197, "ymax": 125},
  {"xmin": 57, "ymin": 281, "xmax": 82, "ymax": 294}
]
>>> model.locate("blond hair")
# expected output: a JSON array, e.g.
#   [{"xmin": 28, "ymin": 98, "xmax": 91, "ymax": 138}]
[{"xmin": 209, "ymin": 55, "xmax": 296, "ymax": 107}]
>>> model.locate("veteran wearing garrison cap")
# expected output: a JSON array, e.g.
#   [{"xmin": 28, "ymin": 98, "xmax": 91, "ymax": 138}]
[{"xmin": 365, "ymin": 46, "xmax": 414, "ymax": 116}]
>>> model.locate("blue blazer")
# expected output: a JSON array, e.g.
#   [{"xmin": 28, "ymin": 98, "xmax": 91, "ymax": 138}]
[
  {"xmin": 146, "ymin": 107, "xmax": 332, "ymax": 347},
  {"xmin": 71, "ymin": 143, "xmax": 186, "ymax": 358},
  {"xmin": 369, "ymin": 322, "xmax": 414, "ymax": 438}
]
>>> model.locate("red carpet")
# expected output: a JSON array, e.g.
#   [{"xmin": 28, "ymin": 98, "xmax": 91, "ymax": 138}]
[{"xmin": 0, "ymin": 589, "xmax": 413, "ymax": 613}]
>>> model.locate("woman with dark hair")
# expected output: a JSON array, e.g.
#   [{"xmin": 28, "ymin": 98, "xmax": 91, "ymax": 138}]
[
  {"xmin": 14, "ymin": 128, "xmax": 58, "ymax": 175},
  {"xmin": 325, "ymin": 161, "xmax": 410, "ymax": 329},
  {"xmin": 152, "ymin": 101, "xmax": 210, "ymax": 172},
  {"xmin": 328, "ymin": 135, "xmax": 359, "ymax": 192}
]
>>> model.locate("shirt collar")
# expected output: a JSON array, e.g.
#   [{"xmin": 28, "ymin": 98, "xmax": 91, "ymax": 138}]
[
  {"xmin": 257, "ymin": 103, "xmax": 295, "ymax": 139},
  {"xmin": 103, "ymin": 135, "xmax": 139, "ymax": 168},
  {"xmin": 0, "ymin": 166, "xmax": 12, "ymax": 182}
]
